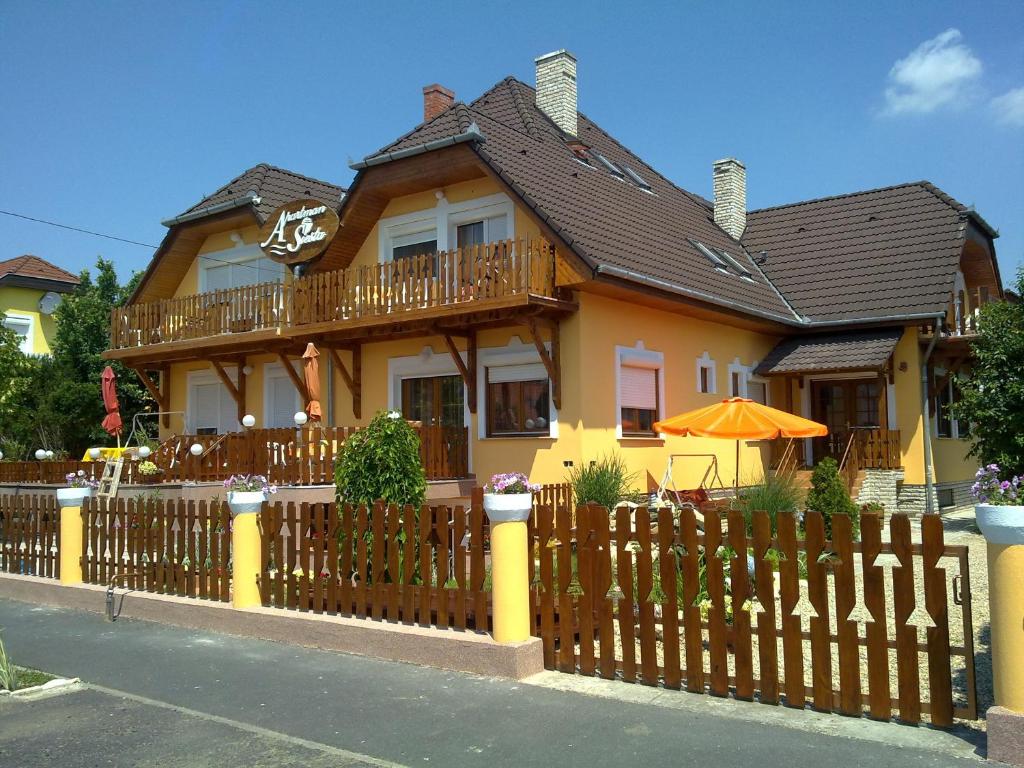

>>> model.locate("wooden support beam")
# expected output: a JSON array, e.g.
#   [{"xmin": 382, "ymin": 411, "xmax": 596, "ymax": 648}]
[
  {"xmin": 131, "ymin": 367, "xmax": 170, "ymax": 427},
  {"xmin": 442, "ymin": 331, "xmax": 477, "ymax": 413},
  {"xmin": 236, "ymin": 359, "xmax": 247, "ymax": 424},
  {"xmin": 327, "ymin": 346, "xmax": 361, "ymax": 420},
  {"xmin": 277, "ymin": 353, "xmax": 309, "ymax": 405},
  {"xmin": 526, "ymin": 318, "xmax": 561, "ymax": 411},
  {"xmin": 209, "ymin": 360, "xmax": 245, "ymax": 422}
]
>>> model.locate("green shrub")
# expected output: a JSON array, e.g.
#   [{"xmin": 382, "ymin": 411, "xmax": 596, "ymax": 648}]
[
  {"xmin": 805, "ymin": 458, "xmax": 859, "ymax": 539},
  {"xmin": 334, "ymin": 410, "xmax": 426, "ymax": 507},
  {"xmin": 0, "ymin": 632, "xmax": 18, "ymax": 692},
  {"xmin": 568, "ymin": 453, "xmax": 638, "ymax": 510},
  {"xmin": 735, "ymin": 471, "xmax": 804, "ymax": 535}
]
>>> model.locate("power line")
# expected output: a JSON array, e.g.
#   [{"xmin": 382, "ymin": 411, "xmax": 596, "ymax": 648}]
[
  {"xmin": 0, "ymin": 208, "xmax": 276, "ymax": 276},
  {"xmin": 0, "ymin": 209, "xmax": 160, "ymax": 249}
]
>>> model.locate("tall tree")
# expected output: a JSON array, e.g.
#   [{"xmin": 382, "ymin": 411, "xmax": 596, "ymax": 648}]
[{"xmin": 951, "ymin": 267, "xmax": 1024, "ymax": 475}]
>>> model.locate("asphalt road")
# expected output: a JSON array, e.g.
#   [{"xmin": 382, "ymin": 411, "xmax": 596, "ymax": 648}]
[{"xmin": 0, "ymin": 599, "xmax": 983, "ymax": 767}]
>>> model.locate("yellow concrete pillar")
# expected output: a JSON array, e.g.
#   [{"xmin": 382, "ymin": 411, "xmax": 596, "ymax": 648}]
[
  {"xmin": 56, "ymin": 489, "xmax": 88, "ymax": 585},
  {"xmin": 988, "ymin": 542, "xmax": 1024, "ymax": 712},
  {"xmin": 227, "ymin": 493, "xmax": 265, "ymax": 610},
  {"xmin": 490, "ymin": 519, "xmax": 530, "ymax": 643}
]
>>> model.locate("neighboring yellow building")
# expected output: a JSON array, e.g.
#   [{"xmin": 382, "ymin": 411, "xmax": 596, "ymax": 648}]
[
  {"xmin": 105, "ymin": 51, "xmax": 1003, "ymax": 514},
  {"xmin": 0, "ymin": 255, "xmax": 80, "ymax": 355}
]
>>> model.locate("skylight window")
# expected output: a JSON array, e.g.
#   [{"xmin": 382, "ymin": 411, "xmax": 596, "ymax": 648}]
[
  {"xmin": 622, "ymin": 165, "xmax": 651, "ymax": 191},
  {"xmin": 689, "ymin": 239, "xmax": 728, "ymax": 271},
  {"xmin": 714, "ymin": 248, "xmax": 753, "ymax": 279},
  {"xmin": 590, "ymin": 151, "xmax": 624, "ymax": 178}
]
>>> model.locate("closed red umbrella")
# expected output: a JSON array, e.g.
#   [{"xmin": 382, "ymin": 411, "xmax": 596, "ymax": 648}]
[{"xmin": 101, "ymin": 366, "xmax": 123, "ymax": 441}]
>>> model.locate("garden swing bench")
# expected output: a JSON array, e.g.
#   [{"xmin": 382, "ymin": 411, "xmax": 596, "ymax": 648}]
[{"xmin": 653, "ymin": 453, "xmax": 725, "ymax": 511}]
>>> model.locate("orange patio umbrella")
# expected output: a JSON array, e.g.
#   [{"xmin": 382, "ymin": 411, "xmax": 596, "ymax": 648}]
[
  {"xmin": 653, "ymin": 397, "xmax": 827, "ymax": 493},
  {"xmin": 302, "ymin": 343, "xmax": 322, "ymax": 421},
  {"xmin": 100, "ymin": 366, "xmax": 123, "ymax": 446}
]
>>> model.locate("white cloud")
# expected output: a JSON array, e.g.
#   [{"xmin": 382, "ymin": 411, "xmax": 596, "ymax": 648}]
[
  {"xmin": 991, "ymin": 87, "xmax": 1024, "ymax": 127},
  {"xmin": 883, "ymin": 29, "xmax": 982, "ymax": 115}
]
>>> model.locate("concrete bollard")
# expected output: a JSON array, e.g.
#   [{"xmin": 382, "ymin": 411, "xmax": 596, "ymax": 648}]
[
  {"xmin": 975, "ymin": 504, "xmax": 1024, "ymax": 765},
  {"xmin": 56, "ymin": 488, "xmax": 91, "ymax": 585}
]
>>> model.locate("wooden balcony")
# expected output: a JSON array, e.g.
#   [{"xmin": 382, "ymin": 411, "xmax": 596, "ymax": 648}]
[
  {"xmin": 920, "ymin": 287, "xmax": 995, "ymax": 340},
  {"xmin": 107, "ymin": 239, "xmax": 573, "ymax": 362},
  {"xmin": 0, "ymin": 425, "xmax": 470, "ymax": 487}
]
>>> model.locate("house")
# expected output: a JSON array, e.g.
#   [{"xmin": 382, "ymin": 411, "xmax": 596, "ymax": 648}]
[
  {"xmin": 103, "ymin": 51, "xmax": 1002, "ymax": 514},
  {"xmin": 0, "ymin": 255, "xmax": 80, "ymax": 354}
]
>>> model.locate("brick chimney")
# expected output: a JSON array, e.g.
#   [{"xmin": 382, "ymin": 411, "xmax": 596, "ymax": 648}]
[
  {"xmin": 422, "ymin": 83, "xmax": 455, "ymax": 122},
  {"xmin": 535, "ymin": 49, "xmax": 577, "ymax": 136},
  {"xmin": 713, "ymin": 158, "xmax": 746, "ymax": 240}
]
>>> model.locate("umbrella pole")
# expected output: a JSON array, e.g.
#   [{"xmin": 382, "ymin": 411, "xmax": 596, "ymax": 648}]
[{"xmin": 735, "ymin": 440, "xmax": 740, "ymax": 497}]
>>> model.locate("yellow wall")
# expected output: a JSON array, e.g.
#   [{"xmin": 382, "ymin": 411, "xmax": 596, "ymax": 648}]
[
  {"xmin": 0, "ymin": 285, "xmax": 58, "ymax": 354},
  {"xmin": 172, "ymin": 225, "xmax": 266, "ymax": 299}
]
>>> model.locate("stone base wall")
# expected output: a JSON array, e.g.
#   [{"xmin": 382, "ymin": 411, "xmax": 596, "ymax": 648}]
[
  {"xmin": 935, "ymin": 480, "xmax": 975, "ymax": 512},
  {"xmin": 856, "ymin": 469, "xmax": 903, "ymax": 512}
]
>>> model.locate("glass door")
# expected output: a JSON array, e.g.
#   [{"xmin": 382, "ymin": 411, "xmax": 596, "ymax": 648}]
[
  {"xmin": 400, "ymin": 375, "xmax": 464, "ymax": 428},
  {"xmin": 811, "ymin": 378, "xmax": 883, "ymax": 463}
]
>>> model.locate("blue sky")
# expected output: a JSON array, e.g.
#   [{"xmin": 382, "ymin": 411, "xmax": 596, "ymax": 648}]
[{"xmin": 1, "ymin": 1, "xmax": 1021, "ymax": 285}]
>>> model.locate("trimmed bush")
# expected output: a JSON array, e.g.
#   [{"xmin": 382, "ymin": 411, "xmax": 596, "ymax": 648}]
[
  {"xmin": 805, "ymin": 457, "xmax": 859, "ymax": 539},
  {"xmin": 334, "ymin": 410, "xmax": 426, "ymax": 506},
  {"xmin": 568, "ymin": 453, "xmax": 638, "ymax": 510}
]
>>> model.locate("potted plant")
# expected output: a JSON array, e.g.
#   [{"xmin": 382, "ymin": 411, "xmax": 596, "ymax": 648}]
[
  {"xmin": 483, "ymin": 472, "xmax": 540, "ymax": 522},
  {"xmin": 973, "ymin": 464, "xmax": 1024, "ymax": 545},
  {"xmin": 56, "ymin": 471, "xmax": 98, "ymax": 507},
  {"xmin": 137, "ymin": 460, "xmax": 162, "ymax": 484},
  {"xmin": 223, "ymin": 474, "xmax": 277, "ymax": 516}
]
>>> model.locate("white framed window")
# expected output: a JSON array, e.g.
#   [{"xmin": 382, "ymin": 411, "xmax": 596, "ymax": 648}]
[
  {"xmin": 198, "ymin": 244, "xmax": 284, "ymax": 293},
  {"xmin": 934, "ymin": 369, "xmax": 968, "ymax": 439},
  {"xmin": 476, "ymin": 338, "xmax": 557, "ymax": 440},
  {"xmin": 186, "ymin": 370, "xmax": 239, "ymax": 435},
  {"xmin": 616, "ymin": 345, "xmax": 664, "ymax": 439},
  {"xmin": 696, "ymin": 352, "xmax": 717, "ymax": 394},
  {"xmin": 2, "ymin": 312, "xmax": 33, "ymax": 354},
  {"xmin": 747, "ymin": 376, "xmax": 770, "ymax": 406},
  {"xmin": 378, "ymin": 192, "xmax": 514, "ymax": 263},
  {"xmin": 727, "ymin": 357, "xmax": 754, "ymax": 398},
  {"xmin": 263, "ymin": 362, "xmax": 301, "ymax": 428}
]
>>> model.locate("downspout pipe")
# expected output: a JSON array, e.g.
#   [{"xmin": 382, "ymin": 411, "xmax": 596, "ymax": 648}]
[{"xmin": 920, "ymin": 314, "xmax": 943, "ymax": 515}]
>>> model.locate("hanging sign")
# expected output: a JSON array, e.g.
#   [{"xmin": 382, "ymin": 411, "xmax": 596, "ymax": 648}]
[{"xmin": 258, "ymin": 198, "xmax": 340, "ymax": 265}]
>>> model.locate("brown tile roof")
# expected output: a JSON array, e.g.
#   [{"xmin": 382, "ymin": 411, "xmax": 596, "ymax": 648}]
[
  {"xmin": 373, "ymin": 78, "xmax": 800, "ymax": 323},
  {"xmin": 177, "ymin": 164, "xmax": 345, "ymax": 223},
  {"xmin": 755, "ymin": 328, "xmax": 904, "ymax": 375},
  {"xmin": 742, "ymin": 182, "xmax": 973, "ymax": 323},
  {"xmin": 0, "ymin": 254, "xmax": 80, "ymax": 287}
]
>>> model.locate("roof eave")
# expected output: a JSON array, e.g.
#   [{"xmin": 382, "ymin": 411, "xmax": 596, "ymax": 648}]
[
  {"xmin": 161, "ymin": 192, "xmax": 259, "ymax": 228},
  {"xmin": 350, "ymin": 124, "xmax": 486, "ymax": 170},
  {"xmin": 0, "ymin": 274, "xmax": 79, "ymax": 293}
]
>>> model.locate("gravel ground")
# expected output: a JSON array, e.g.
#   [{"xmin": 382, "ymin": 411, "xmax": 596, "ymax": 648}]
[{"xmin": 567, "ymin": 508, "xmax": 992, "ymax": 729}]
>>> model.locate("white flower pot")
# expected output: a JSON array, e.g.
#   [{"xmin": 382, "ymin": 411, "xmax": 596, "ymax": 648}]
[
  {"xmin": 976, "ymin": 504, "xmax": 1024, "ymax": 546},
  {"xmin": 227, "ymin": 490, "xmax": 267, "ymax": 517},
  {"xmin": 483, "ymin": 492, "xmax": 533, "ymax": 523},
  {"xmin": 56, "ymin": 487, "xmax": 92, "ymax": 508}
]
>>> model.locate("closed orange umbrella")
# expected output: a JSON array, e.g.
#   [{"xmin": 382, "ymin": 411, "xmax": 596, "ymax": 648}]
[
  {"xmin": 101, "ymin": 366, "xmax": 123, "ymax": 443},
  {"xmin": 654, "ymin": 397, "xmax": 827, "ymax": 492},
  {"xmin": 302, "ymin": 343, "xmax": 322, "ymax": 421}
]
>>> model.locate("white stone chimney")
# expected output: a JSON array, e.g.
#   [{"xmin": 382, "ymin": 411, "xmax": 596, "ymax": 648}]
[
  {"xmin": 713, "ymin": 158, "xmax": 747, "ymax": 240},
  {"xmin": 535, "ymin": 49, "xmax": 577, "ymax": 136}
]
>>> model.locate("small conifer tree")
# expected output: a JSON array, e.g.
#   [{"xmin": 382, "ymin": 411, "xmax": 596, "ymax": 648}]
[{"xmin": 804, "ymin": 457, "xmax": 860, "ymax": 539}]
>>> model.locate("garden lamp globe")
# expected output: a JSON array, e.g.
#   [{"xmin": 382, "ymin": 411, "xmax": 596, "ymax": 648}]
[
  {"xmin": 242, "ymin": 414, "xmax": 256, "ymax": 428},
  {"xmin": 35, "ymin": 449, "xmax": 46, "ymax": 460},
  {"xmin": 189, "ymin": 443, "xmax": 203, "ymax": 457},
  {"xmin": 45, "ymin": 450, "xmax": 54, "ymax": 460},
  {"xmin": 88, "ymin": 447, "xmax": 102, "ymax": 460},
  {"xmin": 0, "ymin": 450, "xmax": 4, "ymax": 460},
  {"xmin": 293, "ymin": 411, "xmax": 308, "ymax": 426},
  {"xmin": 138, "ymin": 445, "xmax": 152, "ymax": 459}
]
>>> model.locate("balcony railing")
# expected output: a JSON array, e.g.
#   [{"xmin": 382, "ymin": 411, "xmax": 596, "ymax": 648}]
[
  {"xmin": 110, "ymin": 239, "xmax": 559, "ymax": 351},
  {"xmin": 0, "ymin": 425, "xmax": 471, "ymax": 486},
  {"xmin": 921, "ymin": 287, "xmax": 995, "ymax": 338}
]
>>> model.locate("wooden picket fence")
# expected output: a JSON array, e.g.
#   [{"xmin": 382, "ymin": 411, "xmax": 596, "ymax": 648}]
[
  {"xmin": 258, "ymin": 500, "xmax": 492, "ymax": 630},
  {"xmin": 0, "ymin": 495, "xmax": 60, "ymax": 579},
  {"xmin": 530, "ymin": 503, "xmax": 976, "ymax": 727},
  {"xmin": 80, "ymin": 497, "xmax": 232, "ymax": 600}
]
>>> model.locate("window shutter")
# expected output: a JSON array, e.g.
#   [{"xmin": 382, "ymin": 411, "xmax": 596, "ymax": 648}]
[
  {"xmin": 487, "ymin": 363, "xmax": 548, "ymax": 384},
  {"xmin": 621, "ymin": 365, "xmax": 657, "ymax": 410}
]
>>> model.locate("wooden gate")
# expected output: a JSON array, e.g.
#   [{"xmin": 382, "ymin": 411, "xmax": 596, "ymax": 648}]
[{"xmin": 530, "ymin": 503, "xmax": 977, "ymax": 727}]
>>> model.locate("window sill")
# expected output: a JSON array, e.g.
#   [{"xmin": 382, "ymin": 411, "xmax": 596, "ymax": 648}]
[
  {"xmin": 482, "ymin": 434, "xmax": 555, "ymax": 441},
  {"xmin": 619, "ymin": 435, "xmax": 665, "ymax": 444}
]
